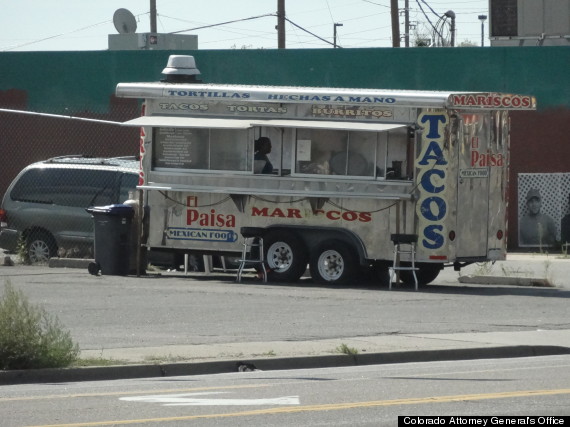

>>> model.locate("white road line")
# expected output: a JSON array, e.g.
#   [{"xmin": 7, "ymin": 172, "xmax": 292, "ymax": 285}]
[{"xmin": 120, "ymin": 391, "xmax": 300, "ymax": 406}]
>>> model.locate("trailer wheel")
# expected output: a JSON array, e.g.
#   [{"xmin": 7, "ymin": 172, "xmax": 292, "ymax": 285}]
[
  {"xmin": 310, "ymin": 240, "xmax": 356, "ymax": 285},
  {"xmin": 264, "ymin": 231, "xmax": 308, "ymax": 282},
  {"xmin": 400, "ymin": 262, "xmax": 442, "ymax": 286}
]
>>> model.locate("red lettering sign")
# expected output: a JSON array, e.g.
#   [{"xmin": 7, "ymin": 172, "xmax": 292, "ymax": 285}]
[
  {"xmin": 451, "ymin": 94, "xmax": 534, "ymax": 109},
  {"xmin": 471, "ymin": 150, "xmax": 504, "ymax": 167},
  {"xmin": 187, "ymin": 209, "xmax": 236, "ymax": 227}
]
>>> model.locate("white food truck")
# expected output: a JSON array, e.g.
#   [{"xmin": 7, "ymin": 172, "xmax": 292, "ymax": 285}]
[{"xmin": 116, "ymin": 56, "xmax": 536, "ymax": 285}]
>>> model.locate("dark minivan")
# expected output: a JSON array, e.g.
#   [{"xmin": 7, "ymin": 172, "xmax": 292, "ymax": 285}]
[{"xmin": 0, "ymin": 156, "xmax": 139, "ymax": 263}]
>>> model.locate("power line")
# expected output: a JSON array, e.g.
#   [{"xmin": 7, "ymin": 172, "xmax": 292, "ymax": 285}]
[
  {"xmin": 361, "ymin": 0, "xmax": 391, "ymax": 9},
  {"xmin": 167, "ymin": 11, "xmax": 338, "ymax": 48},
  {"xmin": 1, "ymin": 16, "xmax": 137, "ymax": 51},
  {"xmin": 415, "ymin": 0, "xmax": 444, "ymax": 44},
  {"xmin": 169, "ymin": 14, "xmax": 276, "ymax": 35},
  {"xmin": 285, "ymin": 17, "xmax": 337, "ymax": 47},
  {"xmin": 160, "ymin": 14, "xmax": 275, "ymax": 42}
]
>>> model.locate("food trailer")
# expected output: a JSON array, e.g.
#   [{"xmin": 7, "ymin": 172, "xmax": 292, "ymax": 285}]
[{"xmin": 116, "ymin": 55, "xmax": 536, "ymax": 285}]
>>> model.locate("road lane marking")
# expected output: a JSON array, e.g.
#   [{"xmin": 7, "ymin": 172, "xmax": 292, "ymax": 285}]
[
  {"xmin": 0, "ymin": 384, "xmax": 270, "ymax": 402},
  {"xmin": 28, "ymin": 388, "xmax": 570, "ymax": 426},
  {"xmin": 120, "ymin": 391, "xmax": 300, "ymax": 406}
]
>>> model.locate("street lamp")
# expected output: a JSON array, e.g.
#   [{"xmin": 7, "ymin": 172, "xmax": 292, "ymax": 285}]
[
  {"xmin": 478, "ymin": 14, "xmax": 487, "ymax": 47},
  {"xmin": 334, "ymin": 23, "xmax": 343, "ymax": 48},
  {"xmin": 444, "ymin": 10, "xmax": 455, "ymax": 47}
]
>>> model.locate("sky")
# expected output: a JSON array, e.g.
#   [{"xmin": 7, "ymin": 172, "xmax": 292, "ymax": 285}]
[{"xmin": 1, "ymin": 0, "xmax": 490, "ymax": 52}]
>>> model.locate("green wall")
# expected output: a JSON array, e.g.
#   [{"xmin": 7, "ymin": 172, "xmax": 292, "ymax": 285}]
[{"xmin": 0, "ymin": 46, "xmax": 568, "ymax": 113}]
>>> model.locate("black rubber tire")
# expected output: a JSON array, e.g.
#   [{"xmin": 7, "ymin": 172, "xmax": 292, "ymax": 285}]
[
  {"xmin": 309, "ymin": 239, "xmax": 357, "ymax": 285},
  {"xmin": 264, "ymin": 230, "xmax": 309, "ymax": 282},
  {"xmin": 26, "ymin": 230, "xmax": 57, "ymax": 264},
  {"xmin": 358, "ymin": 262, "xmax": 390, "ymax": 287},
  {"xmin": 373, "ymin": 262, "xmax": 391, "ymax": 287},
  {"xmin": 88, "ymin": 261, "xmax": 101, "ymax": 276},
  {"xmin": 399, "ymin": 262, "xmax": 443, "ymax": 286}
]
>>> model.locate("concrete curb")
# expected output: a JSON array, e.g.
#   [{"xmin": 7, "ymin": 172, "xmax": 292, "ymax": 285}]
[
  {"xmin": 2, "ymin": 345, "xmax": 569, "ymax": 385},
  {"xmin": 48, "ymin": 258, "xmax": 92, "ymax": 269},
  {"xmin": 458, "ymin": 275, "xmax": 554, "ymax": 287}
]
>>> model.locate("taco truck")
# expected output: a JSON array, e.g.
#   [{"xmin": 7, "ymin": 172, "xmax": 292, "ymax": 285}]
[{"xmin": 116, "ymin": 55, "xmax": 536, "ymax": 285}]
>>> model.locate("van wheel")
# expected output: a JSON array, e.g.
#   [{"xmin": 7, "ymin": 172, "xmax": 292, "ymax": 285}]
[
  {"xmin": 26, "ymin": 231, "xmax": 57, "ymax": 264},
  {"xmin": 310, "ymin": 240, "xmax": 356, "ymax": 285},
  {"xmin": 399, "ymin": 263, "xmax": 442, "ymax": 286},
  {"xmin": 264, "ymin": 230, "xmax": 308, "ymax": 282}
]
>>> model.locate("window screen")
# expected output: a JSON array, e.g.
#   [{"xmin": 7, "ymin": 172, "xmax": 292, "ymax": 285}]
[{"xmin": 119, "ymin": 173, "xmax": 139, "ymax": 203}]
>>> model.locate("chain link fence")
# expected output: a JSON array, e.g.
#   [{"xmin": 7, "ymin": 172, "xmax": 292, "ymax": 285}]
[{"xmin": 0, "ymin": 101, "xmax": 142, "ymax": 263}]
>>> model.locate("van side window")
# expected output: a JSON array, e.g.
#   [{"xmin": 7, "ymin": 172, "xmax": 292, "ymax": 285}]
[
  {"xmin": 119, "ymin": 173, "xmax": 139, "ymax": 203},
  {"xmin": 11, "ymin": 169, "xmax": 117, "ymax": 208}
]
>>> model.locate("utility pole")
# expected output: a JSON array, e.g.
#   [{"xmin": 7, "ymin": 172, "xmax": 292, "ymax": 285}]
[
  {"xmin": 150, "ymin": 0, "xmax": 157, "ymax": 33},
  {"xmin": 404, "ymin": 0, "xmax": 410, "ymax": 47},
  {"xmin": 391, "ymin": 0, "xmax": 401, "ymax": 47},
  {"xmin": 277, "ymin": 0, "xmax": 286, "ymax": 49}
]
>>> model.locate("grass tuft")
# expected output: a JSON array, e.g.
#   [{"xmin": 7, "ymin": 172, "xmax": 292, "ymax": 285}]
[{"xmin": 336, "ymin": 343, "xmax": 358, "ymax": 355}]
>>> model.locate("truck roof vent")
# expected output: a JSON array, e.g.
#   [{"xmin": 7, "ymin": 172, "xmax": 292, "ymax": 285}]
[{"xmin": 161, "ymin": 55, "xmax": 202, "ymax": 83}]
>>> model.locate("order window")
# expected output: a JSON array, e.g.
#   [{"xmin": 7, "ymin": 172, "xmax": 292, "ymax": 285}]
[{"xmin": 152, "ymin": 127, "xmax": 253, "ymax": 172}]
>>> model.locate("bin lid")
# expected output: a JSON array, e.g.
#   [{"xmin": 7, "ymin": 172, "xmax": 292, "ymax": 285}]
[{"xmin": 86, "ymin": 204, "xmax": 135, "ymax": 217}]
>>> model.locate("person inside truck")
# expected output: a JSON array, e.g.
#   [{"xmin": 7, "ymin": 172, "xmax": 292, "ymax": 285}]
[{"xmin": 254, "ymin": 137, "xmax": 273, "ymax": 174}]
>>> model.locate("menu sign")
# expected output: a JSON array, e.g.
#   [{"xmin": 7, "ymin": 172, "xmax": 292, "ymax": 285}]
[{"xmin": 154, "ymin": 128, "xmax": 199, "ymax": 169}]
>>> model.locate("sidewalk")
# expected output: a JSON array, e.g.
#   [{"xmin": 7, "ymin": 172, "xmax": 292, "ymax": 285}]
[
  {"xmin": 457, "ymin": 252, "xmax": 570, "ymax": 289},
  {"xmin": 3, "ymin": 330, "xmax": 570, "ymax": 385},
  {"xmin": 80, "ymin": 329, "xmax": 570, "ymax": 364}
]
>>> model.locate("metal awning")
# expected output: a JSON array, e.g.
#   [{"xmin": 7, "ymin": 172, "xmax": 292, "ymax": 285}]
[
  {"xmin": 250, "ymin": 119, "xmax": 407, "ymax": 132},
  {"xmin": 122, "ymin": 116, "xmax": 408, "ymax": 132},
  {"xmin": 122, "ymin": 116, "xmax": 253, "ymax": 129}
]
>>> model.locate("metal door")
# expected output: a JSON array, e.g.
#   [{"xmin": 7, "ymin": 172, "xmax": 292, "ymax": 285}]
[{"xmin": 455, "ymin": 113, "xmax": 492, "ymax": 258}]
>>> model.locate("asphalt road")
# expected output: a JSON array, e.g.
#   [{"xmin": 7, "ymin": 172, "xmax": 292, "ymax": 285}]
[
  {"xmin": 2, "ymin": 355, "xmax": 569, "ymax": 426},
  {"xmin": 1, "ymin": 257, "xmax": 569, "ymax": 358}
]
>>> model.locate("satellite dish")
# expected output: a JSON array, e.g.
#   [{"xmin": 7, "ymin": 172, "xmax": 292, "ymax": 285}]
[{"xmin": 113, "ymin": 8, "xmax": 137, "ymax": 34}]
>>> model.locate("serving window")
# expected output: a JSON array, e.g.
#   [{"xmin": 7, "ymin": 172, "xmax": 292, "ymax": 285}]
[
  {"xmin": 152, "ymin": 127, "xmax": 253, "ymax": 172},
  {"xmin": 293, "ymin": 127, "xmax": 411, "ymax": 180},
  {"xmin": 150, "ymin": 124, "xmax": 411, "ymax": 180}
]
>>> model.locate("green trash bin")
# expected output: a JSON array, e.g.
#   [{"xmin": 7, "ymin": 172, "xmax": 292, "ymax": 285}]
[{"xmin": 86, "ymin": 204, "xmax": 134, "ymax": 276}]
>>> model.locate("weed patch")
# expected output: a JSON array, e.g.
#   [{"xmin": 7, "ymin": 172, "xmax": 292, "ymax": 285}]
[
  {"xmin": 0, "ymin": 281, "xmax": 79, "ymax": 370},
  {"xmin": 336, "ymin": 343, "xmax": 358, "ymax": 355}
]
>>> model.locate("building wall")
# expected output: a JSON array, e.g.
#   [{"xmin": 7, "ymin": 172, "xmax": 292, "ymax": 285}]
[
  {"xmin": 490, "ymin": 0, "xmax": 570, "ymax": 46},
  {"xmin": 1, "ymin": 47, "xmax": 569, "ymax": 249}
]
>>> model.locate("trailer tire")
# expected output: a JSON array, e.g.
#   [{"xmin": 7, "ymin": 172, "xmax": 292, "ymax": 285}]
[
  {"xmin": 310, "ymin": 239, "xmax": 356, "ymax": 285},
  {"xmin": 373, "ymin": 262, "xmax": 391, "ymax": 287},
  {"xmin": 264, "ymin": 230, "xmax": 309, "ymax": 282},
  {"xmin": 400, "ymin": 262, "xmax": 442, "ymax": 286}
]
